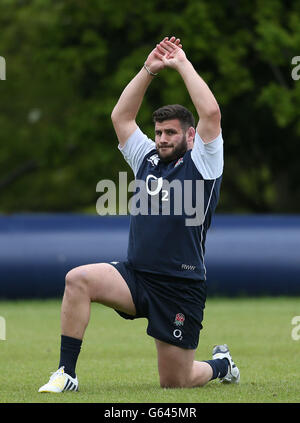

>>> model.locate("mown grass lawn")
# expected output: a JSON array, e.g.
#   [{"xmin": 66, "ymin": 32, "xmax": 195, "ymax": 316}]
[{"xmin": 1, "ymin": 297, "xmax": 299, "ymax": 403}]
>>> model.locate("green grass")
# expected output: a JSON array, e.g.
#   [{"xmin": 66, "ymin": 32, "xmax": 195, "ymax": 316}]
[{"xmin": 0, "ymin": 297, "xmax": 299, "ymax": 403}]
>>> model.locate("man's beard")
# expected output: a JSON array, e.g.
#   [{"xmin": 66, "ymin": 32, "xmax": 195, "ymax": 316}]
[{"xmin": 157, "ymin": 135, "xmax": 187, "ymax": 163}]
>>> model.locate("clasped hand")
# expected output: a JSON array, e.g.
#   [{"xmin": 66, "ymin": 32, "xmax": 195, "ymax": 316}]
[{"xmin": 145, "ymin": 36, "xmax": 187, "ymax": 74}]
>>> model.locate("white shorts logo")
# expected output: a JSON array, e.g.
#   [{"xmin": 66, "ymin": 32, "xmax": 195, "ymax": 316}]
[{"xmin": 173, "ymin": 329, "xmax": 182, "ymax": 340}]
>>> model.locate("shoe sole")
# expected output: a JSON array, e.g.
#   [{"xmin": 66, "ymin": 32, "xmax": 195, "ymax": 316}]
[{"xmin": 212, "ymin": 345, "xmax": 240, "ymax": 384}]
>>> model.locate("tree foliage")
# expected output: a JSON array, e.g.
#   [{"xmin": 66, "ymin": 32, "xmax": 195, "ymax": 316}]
[{"xmin": 0, "ymin": 0, "xmax": 300, "ymax": 213}]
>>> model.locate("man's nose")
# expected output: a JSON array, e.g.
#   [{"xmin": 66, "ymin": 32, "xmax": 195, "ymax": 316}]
[{"xmin": 160, "ymin": 133, "xmax": 168, "ymax": 143}]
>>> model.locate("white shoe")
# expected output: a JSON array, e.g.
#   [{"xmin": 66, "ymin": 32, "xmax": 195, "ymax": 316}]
[
  {"xmin": 212, "ymin": 344, "xmax": 240, "ymax": 383},
  {"xmin": 38, "ymin": 366, "xmax": 78, "ymax": 393}
]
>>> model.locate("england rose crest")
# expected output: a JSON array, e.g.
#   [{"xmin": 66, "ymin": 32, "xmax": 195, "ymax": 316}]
[{"xmin": 174, "ymin": 313, "xmax": 185, "ymax": 327}]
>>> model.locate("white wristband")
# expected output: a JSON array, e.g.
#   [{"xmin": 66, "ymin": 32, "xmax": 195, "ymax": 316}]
[{"xmin": 143, "ymin": 63, "xmax": 158, "ymax": 76}]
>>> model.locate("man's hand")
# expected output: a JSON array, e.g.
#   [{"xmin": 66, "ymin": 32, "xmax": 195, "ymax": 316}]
[
  {"xmin": 155, "ymin": 37, "xmax": 221, "ymax": 143},
  {"xmin": 145, "ymin": 36, "xmax": 182, "ymax": 74},
  {"xmin": 155, "ymin": 38, "xmax": 187, "ymax": 70},
  {"xmin": 111, "ymin": 36, "xmax": 184, "ymax": 147}
]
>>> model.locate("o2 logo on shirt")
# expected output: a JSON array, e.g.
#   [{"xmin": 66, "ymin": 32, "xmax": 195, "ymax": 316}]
[
  {"xmin": 146, "ymin": 174, "xmax": 168, "ymax": 201},
  {"xmin": 143, "ymin": 174, "xmax": 205, "ymax": 226}
]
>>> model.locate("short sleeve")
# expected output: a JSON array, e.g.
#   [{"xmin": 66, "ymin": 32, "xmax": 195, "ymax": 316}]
[
  {"xmin": 191, "ymin": 130, "xmax": 224, "ymax": 179},
  {"xmin": 118, "ymin": 127, "xmax": 156, "ymax": 176}
]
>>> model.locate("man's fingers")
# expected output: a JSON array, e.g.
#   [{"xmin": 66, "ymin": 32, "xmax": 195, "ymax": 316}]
[
  {"xmin": 159, "ymin": 36, "xmax": 169, "ymax": 43},
  {"xmin": 160, "ymin": 39, "xmax": 181, "ymax": 52},
  {"xmin": 159, "ymin": 41, "xmax": 175, "ymax": 53},
  {"xmin": 154, "ymin": 51, "xmax": 164, "ymax": 60},
  {"xmin": 165, "ymin": 40, "xmax": 179, "ymax": 49},
  {"xmin": 156, "ymin": 43, "xmax": 168, "ymax": 55},
  {"xmin": 157, "ymin": 37, "xmax": 182, "ymax": 59},
  {"xmin": 160, "ymin": 36, "xmax": 181, "ymax": 44},
  {"xmin": 166, "ymin": 36, "xmax": 181, "ymax": 46}
]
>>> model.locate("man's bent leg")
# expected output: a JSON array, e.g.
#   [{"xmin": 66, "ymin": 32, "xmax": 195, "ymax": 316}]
[
  {"xmin": 61, "ymin": 263, "xmax": 136, "ymax": 340},
  {"xmin": 39, "ymin": 262, "xmax": 135, "ymax": 392},
  {"xmin": 60, "ymin": 263, "xmax": 135, "ymax": 377},
  {"xmin": 155, "ymin": 339, "xmax": 213, "ymax": 388}
]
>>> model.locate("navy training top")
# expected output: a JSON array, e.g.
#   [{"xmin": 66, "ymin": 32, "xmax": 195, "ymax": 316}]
[{"xmin": 118, "ymin": 127, "xmax": 223, "ymax": 281}]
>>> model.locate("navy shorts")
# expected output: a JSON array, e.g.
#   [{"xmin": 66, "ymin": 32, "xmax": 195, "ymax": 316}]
[{"xmin": 110, "ymin": 261, "xmax": 207, "ymax": 350}]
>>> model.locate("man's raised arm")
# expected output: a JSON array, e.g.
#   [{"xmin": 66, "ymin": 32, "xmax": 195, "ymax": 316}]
[
  {"xmin": 111, "ymin": 37, "xmax": 182, "ymax": 147},
  {"xmin": 156, "ymin": 39, "xmax": 221, "ymax": 143}
]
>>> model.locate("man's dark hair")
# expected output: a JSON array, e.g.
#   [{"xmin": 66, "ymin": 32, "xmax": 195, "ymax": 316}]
[{"xmin": 152, "ymin": 104, "xmax": 195, "ymax": 131}]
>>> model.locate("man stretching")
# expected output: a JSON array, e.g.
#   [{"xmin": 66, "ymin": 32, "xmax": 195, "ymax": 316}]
[{"xmin": 39, "ymin": 36, "xmax": 239, "ymax": 393}]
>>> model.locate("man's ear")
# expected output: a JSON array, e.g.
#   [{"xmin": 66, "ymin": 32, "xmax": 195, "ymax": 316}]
[{"xmin": 186, "ymin": 126, "xmax": 195, "ymax": 150}]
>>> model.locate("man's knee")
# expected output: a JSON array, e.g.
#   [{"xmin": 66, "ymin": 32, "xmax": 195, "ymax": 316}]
[
  {"xmin": 159, "ymin": 372, "xmax": 189, "ymax": 389},
  {"xmin": 159, "ymin": 368, "xmax": 209, "ymax": 389},
  {"xmin": 65, "ymin": 263, "xmax": 114, "ymax": 301},
  {"xmin": 65, "ymin": 266, "xmax": 91, "ymax": 295},
  {"xmin": 156, "ymin": 340, "xmax": 196, "ymax": 388}
]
